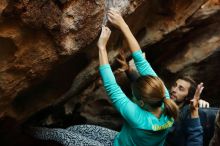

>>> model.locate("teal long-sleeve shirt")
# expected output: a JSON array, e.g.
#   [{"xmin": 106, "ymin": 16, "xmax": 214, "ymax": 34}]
[{"xmin": 99, "ymin": 49, "xmax": 173, "ymax": 146}]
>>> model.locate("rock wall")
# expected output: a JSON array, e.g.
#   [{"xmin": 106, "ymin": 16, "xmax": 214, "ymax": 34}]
[
  {"xmin": 0, "ymin": 0, "xmax": 145, "ymax": 120},
  {"xmin": 0, "ymin": 0, "xmax": 220, "ymax": 139}
]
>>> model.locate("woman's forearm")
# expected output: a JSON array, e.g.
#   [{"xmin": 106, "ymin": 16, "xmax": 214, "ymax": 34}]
[
  {"xmin": 107, "ymin": 9, "xmax": 140, "ymax": 53},
  {"xmin": 99, "ymin": 48, "xmax": 109, "ymax": 66},
  {"xmin": 97, "ymin": 26, "xmax": 111, "ymax": 66},
  {"xmin": 120, "ymin": 23, "xmax": 141, "ymax": 53}
]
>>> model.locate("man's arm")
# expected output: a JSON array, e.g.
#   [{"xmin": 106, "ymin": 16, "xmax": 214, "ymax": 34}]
[
  {"xmin": 185, "ymin": 83, "xmax": 204, "ymax": 146},
  {"xmin": 116, "ymin": 52, "xmax": 139, "ymax": 82},
  {"xmin": 184, "ymin": 118, "xmax": 203, "ymax": 146}
]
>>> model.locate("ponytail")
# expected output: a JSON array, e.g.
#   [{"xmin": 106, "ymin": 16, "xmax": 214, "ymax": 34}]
[
  {"xmin": 132, "ymin": 75, "xmax": 179, "ymax": 120},
  {"xmin": 164, "ymin": 98, "xmax": 179, "ymax": 120}
]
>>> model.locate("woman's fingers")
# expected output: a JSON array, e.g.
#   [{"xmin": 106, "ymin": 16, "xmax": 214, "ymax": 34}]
[
  {"xmin": 109, "ymin": 7, "xmax": 121, "ymax": 14},
  {"xmin": 97, "ymin": 26, "xmax": 111, "ymax": 49},
  {"xmin": 107, "ymin": 10, "xmax": 115, "ymax": 15},
  {"xmin": 107, "ymin": 14, "xmax": 113, "ymax": 22},
  {"xmin": 107, "ymin": 9, "xmax": 121, "ymax": 19},
  {"xmin": 116, "ymin": 58, "xmax": 126, "ymax": 66},
  {"xmin": 101, "ymin": 26, "xmax": 111, "ymax": 35},
  {"xmin": 107, "ymin": 12, "xmax": 114, "ymax": 19},
  {"xmin": 106, "ymin": 27, "xmax": 111, "ymax": 36},
  {"xmin": 108, "ymin": 8, "xmax": 117, "ymax": 13}
]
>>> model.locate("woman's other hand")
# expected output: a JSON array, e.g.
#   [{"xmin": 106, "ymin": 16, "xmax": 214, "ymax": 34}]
[{"xmin": 97, "ymin": 26, "xmax": 111, "ymax": 50}]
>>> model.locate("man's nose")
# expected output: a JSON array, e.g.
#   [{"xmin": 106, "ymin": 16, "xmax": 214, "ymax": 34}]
[{"xmin": 172, "ymin": 86, "xmax": 177, "ymax": 92}]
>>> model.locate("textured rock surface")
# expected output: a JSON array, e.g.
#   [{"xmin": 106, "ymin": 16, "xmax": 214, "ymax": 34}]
[
  {"xmin": 0, "ymin": 1, "xmax": 220, "ymax": 143},
  {"xmin": 144, "ymin": 1, "xmax": 220, "ymax": 106},
  {"xmin": 0, "ymin": 0, "xmax": 145, "ymax": 120},
  {"xmin": 0, "ymin": 20, "xmax": 59, "ymax": 117}
]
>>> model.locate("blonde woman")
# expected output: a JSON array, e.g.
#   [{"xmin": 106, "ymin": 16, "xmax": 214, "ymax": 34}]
[{"xmin": 97, "ymin": 9, "xmax": 179, "ymax": 146}]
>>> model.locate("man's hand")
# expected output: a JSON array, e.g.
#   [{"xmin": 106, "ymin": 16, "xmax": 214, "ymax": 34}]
[
  {"xmin": 199, "ymin": 99, "xmax": 210, "ymax": 108},
  {"xmin": 116, "ymin": 51, "xmax": 130, "ymax": 72},
  {"xmin": 97, "ymin": 26, "xmax": 111, "ymax": 50},
  {"xmin": 190, "ymin": 83, "xmax": 204, "ymax": 118}
]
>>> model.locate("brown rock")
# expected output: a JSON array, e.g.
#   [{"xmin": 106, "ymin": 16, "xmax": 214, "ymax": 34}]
[{"xmin": 1, "ymin": 0, "xmax": 220, "ymax": 131}]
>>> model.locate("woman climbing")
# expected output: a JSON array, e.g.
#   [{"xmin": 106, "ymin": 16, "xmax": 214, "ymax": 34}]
[
  {"xmin": 30, "ymin": 8, "xmax": 179, "ymax": 146},
  {"xmin": 97, "ymin": 8, "xmax": 179, "ymax": 146}
]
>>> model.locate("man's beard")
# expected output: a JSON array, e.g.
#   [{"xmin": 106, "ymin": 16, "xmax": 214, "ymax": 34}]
[
  {"xmin": 170, "ymin": 92, "xmax": 185, "ymax": 106},
  {"xmin": 175, "ymin": 99, "xmax": 184, "ymax": 105}
]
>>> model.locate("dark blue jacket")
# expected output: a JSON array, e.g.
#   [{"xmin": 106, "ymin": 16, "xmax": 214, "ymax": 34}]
[
  {"xmin": 183, "ymin": 117, "xmax": 203, "ymax": 146},
  {"xmin": 166, "ymin": 106, "xmax": 218, "ymax": 146}
]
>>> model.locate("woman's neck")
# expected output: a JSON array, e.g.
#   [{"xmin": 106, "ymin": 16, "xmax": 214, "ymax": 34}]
[
  {"xmin": 148, "ymin": 107, "xmax": 162, "ymax": 118},
  {"xmin": 132, "ymin": 97, "xmax": 162, "ymax": 118}
]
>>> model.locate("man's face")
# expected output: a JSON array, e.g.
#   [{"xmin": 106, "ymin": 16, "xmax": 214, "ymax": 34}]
[{"xmin": 170, "ymin": 79, "xmax": 191, "ymax": 104}]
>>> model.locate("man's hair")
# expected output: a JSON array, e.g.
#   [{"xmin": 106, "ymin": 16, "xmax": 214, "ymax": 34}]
[{"xmin": 176, "ymin": 75, "xmax": 197, "ymax": 103}]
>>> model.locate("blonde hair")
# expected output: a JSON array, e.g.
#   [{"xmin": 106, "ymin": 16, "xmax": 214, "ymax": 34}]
[{"xmin": 132, "ymin": 76, "xmax": 179, "ymax": 120}]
